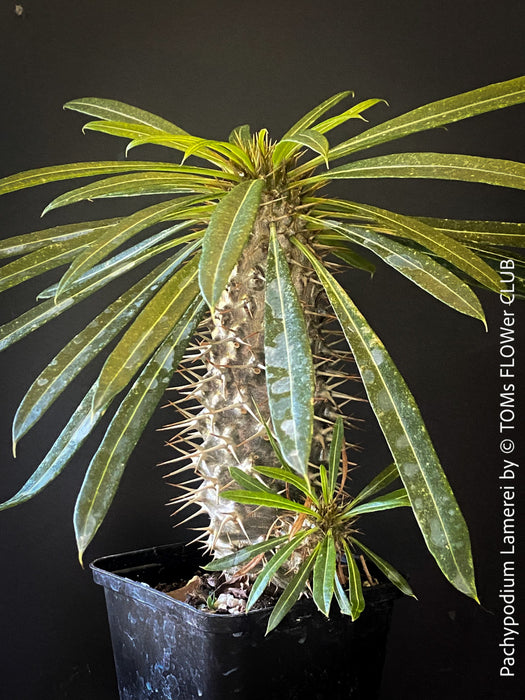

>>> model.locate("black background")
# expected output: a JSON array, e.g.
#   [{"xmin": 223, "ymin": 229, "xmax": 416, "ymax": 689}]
[{"xmin": 0, "ymin": 1, "xmax": 524, "ymax": 698}]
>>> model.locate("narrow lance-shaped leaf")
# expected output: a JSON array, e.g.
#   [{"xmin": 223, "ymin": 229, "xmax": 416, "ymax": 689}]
[
  {"xmin": 12, "ymin": 242, "xmax": 200, "ymax": 448},
  {"xmin": 55, "ymin": 197, "xmax": 197, "ymax": 299},
  {"xmin": 93, "ymin": 254, "xmax": 201, "ymax": 413},
  {"xmin": 416, "ymin": 217, "xmax": 525, "ymax": 247},
  {"xmin": 42, "ymin": 172, "xmax": 228, "ymax": 215},
  {"xmin": 199, "ymin": 179, "xmax": 264, "ymax": 309},
  {"xmin": 347, "ymin": 463, "xmax": 399, "ymax": 509},
  {"xmin": 347, "ymin": 488, "xmax": 410, "ymax": 516},
  {"xmin": 266, "ymin": 546, "xmax": 319, "ymax": 634},
  {"xmin": 312, "ymin": 533, "xmax": 337, "ymax": 616},
  {"xmin": 229, "ymin": 466, "xmax": 273, "ymax": 494},
  {"xmin": 276, "ymin": 129, "xmax": 330, "ymax": 166},
  {"xmin": 342, "ymin": 540, "xmax": 365, "ymax": 620},
  {"xmin": 74, "ymin": 298, "xmax": 203, "ymax": 562},
  {"xmin": 333, "ymin": 572, "xmax": 353, "ymax": 618},
  {"xmin": 0, "ymin": 161, "xmax": 212, "ymax": 196},
  {"xmin": 273, "ymin": 92, "xmax": 350, "ymax": 166},
  {"xmin": 316, "ymin": 218, "xmax": 485, "ymax": 322},
  {"xmin": 247, "ymin": 529, "xmax": 315, "ymax": 610},
  {"xmin": 64, "ymin": 97, "xmax": 190, "ymax": 135},
  {"xmin": 328, "ymin": 415, "xmax": 344, "ymax": 497},
  {"xmin": 291, "ymin": 75, "xmax": 525, "ymax": 175},
  {"xmin": 304, "ymin": 152, "xmax": 525, "ymax": 192},
  {"xmin": 0, "ymin": 217, "xmax": 121, "ymax": 259},
  {"xmin": 253, "ymin": 466, "xmax": 318, "ymax": 504},
  {"xmin": 314, "ymin": 200, "xmax": 501, "ymax": 296},
  {"xmin": 265, "ymin": 229, "xmax": 314, "ymax": 477},
  {"xmin": 294, "ymin": 238, "xmax": 478, "ymax": 600},
  {"xmin": 312, "ymin": 98, "xmax": 386, "ymax": 134},
  {"xmin": 204, "ymin": 535, "xmax": 292, "ymax": 572},
  {"xmin": 221, "ymin": 490, "xmax": 318, "ymax": 517},
  {"xmin": 0, "ymin": 384, "xmax": 105, "ymax": 510},
  {"xmin": 351, "ymin": 537, "xmax": 415, "ymax": 597}
]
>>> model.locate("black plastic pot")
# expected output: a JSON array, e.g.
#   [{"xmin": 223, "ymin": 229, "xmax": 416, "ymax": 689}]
[{"xmin": 92, "ymin": 542, "xmax": 398, "ymax": 700}]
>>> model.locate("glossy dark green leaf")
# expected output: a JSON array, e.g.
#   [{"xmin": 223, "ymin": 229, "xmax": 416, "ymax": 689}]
[
  {"xmin": 347, "ymin": 463, "xmax": 399, "ymax": 509},
  {"xmin": 328, "ymin": 416, "xmax": 344, "ymax": 497},
  {"xmin": 0, "ymin": 383, "xmax": 105, "ymax": 510},
  {"xmin": 292, "ymin": 76, "xmax": 525, "ymax": 175},
  {"xmin": 342, "ymin": 541, "xmax": 365, "ymax": 620},
  {"xmin": 199, "ymin": 179, "xmax": 264, "ymax": 309},
  {"xmin": 319, "ymin": 464, "xmax": 329, "ymax": 503},
  {"xmin": 318, "ymin": 201, "xmax": 500, "ymax": 296},
  {"xmin": 64, "ymin": 97, "xmax": 189, "ymax": 134},
  {"xmin": 55, "ymin": 197, "xmax": 196, "ymax": 299},
  {"xmin": 266, "ymin": 546, "xmax": 319, "ymax": 633},
  {"xmin": 305, "ymin": 152, "xmax": 525, "ymax": 192},
  {"xmin": 13, "ymin": 242, "xmax": 200, "ymax": 447},
  {"xmin": 265, "ymin": 229, "xmax": 314, "ymax": 477},
  {"xmin": 42, "ymin": 172, "xmax": 228, "ymax": 214},
  {"xmin": 203, "ymin": 535, "xmax": 291, "ymax": 572},
  {"xmin": 0, "ymin": 161, "xmax": 208, "ymax": 196},
  {"xmin": 253, "ymin": 466, "xmax": 317, "ymax": 504},
  {"xmin": 229, "ymin": 466, "xmax": 273, "ymax": 493},
  {"xmin": 312, "ymin": 533, "xmax": 337, "ymax": 616},
  {"xmin": 74, "ymin": 298, "xmax": 203, "ymax": 562},
  {"xmin": 221, "ymin": 490, "xmax": 318, "ymax": 517},
  {"xmin": 348, "ymin": 488, "xmax": 410, "ymax": 516},
  {"xmin": 319, "ymin": 218, "xmax": 485, "ymax": 321},
  {"xmin": 315, "ymin": 233, "xmax": 376, "ymax": 274},
  {"xmin": 295, "ymin": 239, "xmax": 478, "ymax": 600},
  {"xmin": 0, "ymin": 218, "xmax": 121, "ymax": 259},
  {"xmin": 93, "ymin": 254, "xmax": 201, "ymax": 412},
  {"xmin": 351, "ymin": 538, "xmax": 415, "ymax": 597},
  {"xmin": 247, "ymin": 529, "xmax": 315, "ymax": 610},
  {"xmin": 333, "ymin": 572, "xmax": 353, "ymax": 617}
]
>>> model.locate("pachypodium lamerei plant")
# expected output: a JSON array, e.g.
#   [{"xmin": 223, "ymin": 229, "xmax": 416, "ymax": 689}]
[{"xmin": 1, "ymin": 78, "xmax": 524, "ymax": 621}]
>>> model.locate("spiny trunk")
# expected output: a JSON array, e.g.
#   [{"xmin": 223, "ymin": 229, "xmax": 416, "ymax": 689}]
[{"xmin": 165, "ymin": 195, "xmax": 359, "ymax": 558}]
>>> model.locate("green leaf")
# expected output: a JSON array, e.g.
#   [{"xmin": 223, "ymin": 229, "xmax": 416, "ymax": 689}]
[
  {"xmin": 351, "ymin": 538, "xmax": 415, "ymax": 597},
  {"xmin": 199, "ymin": 179, "xmax": 264, "ymax": 308},
  {"xmin": 229, "ymin": 466, "xmax": 273, "ymax": 493},
  {"xmin": 342, "ymin": 540, "xmax": 365, "ymax": 619},
  {"xmin": 315, "ymin": 233, "xmax": 376, "ymax": 274},
  {"xmin": 253, "ymin": 466, "xmax": 317, "ymax": 505},
  {"xmin": 64, "ymin": 97, "xmax": 190, "ymax": 135},
  {"xmin": 313, "ymin": 99, "xmax": 386, "ymax": 134},
  {"xmin": 333, "ymin": 573, "xmax": 353, "ymax": 617},
  {"xmin": 12, "ymin": 243, "xmax": 199, "ymax": 447},
  {"xmin": 294, "ymin": 238, "xmax": 478, "ymax": 600},
  {"xmin": 221, "ymin": 490, "xmax": 318, "ymax": 517},
  {"xmin": 265, "ymin": 229, "xmax": 314, "ymax": 477},
  {"xmin": 328, "ymin": 415, "xmax": 344, "ymax": 497},
  {"xmin": 203, "ymin": 535, "xmax": 291, "ymax": 572},
  {"xmin": 55, "ymin": 197, "xmax": 197, "ymax": 299},
  {"xmin": 305, "ymin": 152, "xmax": 525, "ymax": 192},
  {"xmin": 92, "ymin": 254, "xmax": 201, "ymax": 412},
  {"xmin": 319, "ymin": 464, "xmax": 329, "ymax": 503},
  {"xmin": 229, "ymin": 124, "xmax": 251, "ymax": 149},
  {"xmin": 0, "ymin": 235, "xmax": 96, "ymax": 295},
  {"xmin": 292, "ymin": 75, "xmax": 525, "ymax": 175},
  {"xmin": 318, "ymin": 218, "xmax": 486, "ymax": 322},
  {"xmin": 317, "ymin": 201, "xmax": 501, "ymax": 296},
  {"xmin": 247, "ymin": 529, "xmax": 315, "ymax": 610},
  {"xmin": 347, "ymin": 463, "xmax": 399, "ymax": 509},
  {"xmin": 0, "ymin": 161, "xmax": 210, "ymax": 196},
  {"xmin": 74, "ymin": 298, "xmax": 203, "ymax": 562},
  {"xmin": 277, "ymin": 129, "xmax": 330, "ymax": 166},
  {"xmin": 266, "ymin": 546, "xmax": 319, "ymax": 633},
  {"xmin": 416, "ymin": 217, "xmax": 525, "ymax": 247},
  {"xmin": 312, "ymin": 533, "xmax": 337, "ymax": 616},
  {"xmin": 0, "ymin": 218, "xmax": 121, "ymax": 259},
  {"xmin": 273, "ymin": 92, "xmax": 350, "ymax": 165},
  {"xmin": 42, "ymin": 172, "xmax": 228, "ymax": 214},
  {"xmin": 0, "ymin": 384, "xmax": 105, "ymax": 510},
  {"xmin": 348, "ymin": 488, "xmax": 410, "ymax": 516}
]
